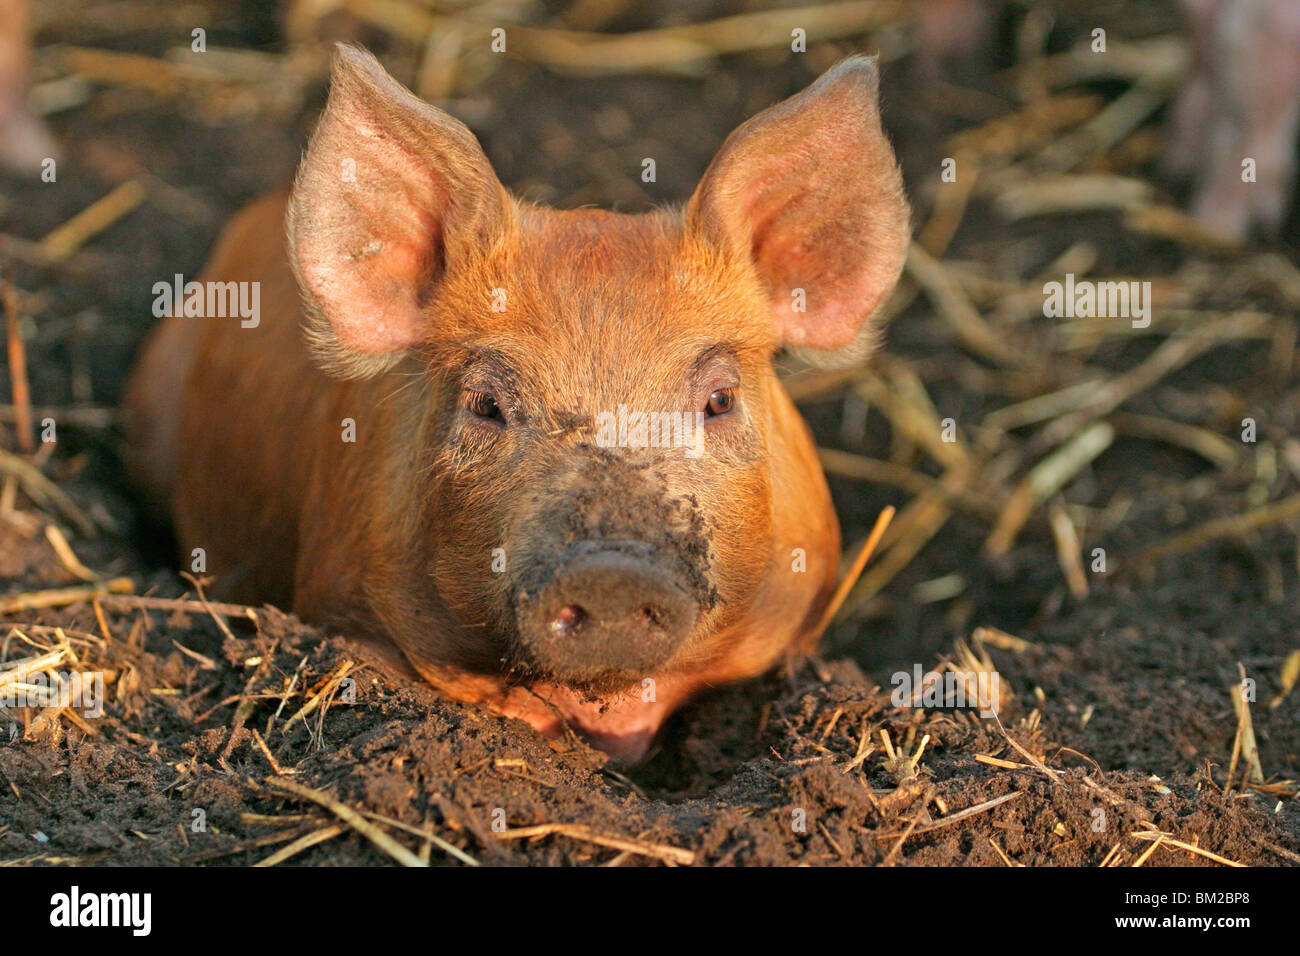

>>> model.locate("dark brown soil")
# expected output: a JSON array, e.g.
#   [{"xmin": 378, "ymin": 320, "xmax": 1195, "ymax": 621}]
[{"xmin": 1, "ymin": 0, "xmax": 1297, "ymax": 865}]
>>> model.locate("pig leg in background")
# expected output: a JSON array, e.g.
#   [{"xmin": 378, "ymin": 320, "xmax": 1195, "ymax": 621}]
[
  {"xmin": 910, "ymin": 0, "xmax": 997, "ymax": 84},
  {"xmin": 1164, "ymin": 0, "xmax": 1300, "ymax": 239},
  {"xmin": 0, "ymin": 0, "xmax": 58, "ymax": 174}
]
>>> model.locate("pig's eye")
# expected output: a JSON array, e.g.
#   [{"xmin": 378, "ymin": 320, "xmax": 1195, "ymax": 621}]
[
  {"xmin": 465, "ymin": 390, "xmax": 502, "ymax": 422},
  {"xmin": 705, "ymin": 388, "xmax": 736, "ymax": 418}
]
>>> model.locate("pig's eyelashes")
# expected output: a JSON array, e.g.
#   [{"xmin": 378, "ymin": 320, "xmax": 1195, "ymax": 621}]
[
  {"xmin": 464, "ymin": 390, "xmax": 504, "ymax": 423},
  {"xmin": 705, "ymin": 388, "xmax": 737, "ymax": 418}
]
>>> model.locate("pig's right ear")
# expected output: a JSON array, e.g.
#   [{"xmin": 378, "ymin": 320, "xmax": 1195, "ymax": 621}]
[
  {"xmin": 685, "ymin": 56, "xmax": 910, "ymax": 352},
  {"xmin": 288, "ymin": 46, "xmax": 510, "ymax": 378}
]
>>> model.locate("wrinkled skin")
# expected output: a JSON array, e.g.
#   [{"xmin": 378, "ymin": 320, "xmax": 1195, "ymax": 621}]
[{"xmin": 124, "ymin": 48, "xmax": 910, "ymax": 762}]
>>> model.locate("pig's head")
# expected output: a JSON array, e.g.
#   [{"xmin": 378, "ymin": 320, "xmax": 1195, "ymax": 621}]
[{"xmin": 287, "ymin": 47, "xmax": 908, "ymax": 747}]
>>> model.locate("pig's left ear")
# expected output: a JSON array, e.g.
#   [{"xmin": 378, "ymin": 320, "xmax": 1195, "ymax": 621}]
[
  {"xmin": 288, "ymin": 45, "xmax": 510, "ymax": 377},
  {"xmin": 686, "ymin": 56, "xmax": 910, "ymax": 350}
]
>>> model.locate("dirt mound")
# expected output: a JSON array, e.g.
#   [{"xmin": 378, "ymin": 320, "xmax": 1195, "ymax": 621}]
[{"xmin": 1, "ymin": 563, "xmax": 1295, "ymax": 865}]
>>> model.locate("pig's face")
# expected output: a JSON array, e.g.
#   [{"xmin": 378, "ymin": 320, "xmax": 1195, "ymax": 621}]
[
  {"xmin": 287, "ymin": 47, "xmax": 908, "ymax": 727},
  {"xmin": 416, "ymin": 211, "xmax": 780, "ymax": 693}
]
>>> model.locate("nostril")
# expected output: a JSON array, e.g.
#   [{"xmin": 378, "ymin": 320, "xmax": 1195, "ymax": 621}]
[
  {"xmin": 519, "ymin": 548, "xmax": 700, "ymax": 676},
  {"xmin": 550, "ymin": 603, "xmax": 586, "ymax": 636}
]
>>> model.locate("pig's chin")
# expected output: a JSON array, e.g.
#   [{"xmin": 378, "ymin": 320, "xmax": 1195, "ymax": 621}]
[{"xmin": 488, "ymin": 673, "xmax": 692, "ymax": 764}]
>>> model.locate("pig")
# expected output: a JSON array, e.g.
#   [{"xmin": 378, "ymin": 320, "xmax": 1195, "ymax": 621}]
[
  {"xmin": 1163, "ymin": 0, "xmax": 1300, "ymax": 239},
  {"xmin": 123, "ymin": 47, "xmax": 910, "ymax": 762},
  {"xmin": 0, "ymin": 0, "xmax": 59, "ymax": 174},
  {"xmin": 911, "ymin": 0, "xmax": 1300, "ymax": 240},
  {"xmin": 910, "ymin": 0, "xmax": 996, "ymax": 84}
]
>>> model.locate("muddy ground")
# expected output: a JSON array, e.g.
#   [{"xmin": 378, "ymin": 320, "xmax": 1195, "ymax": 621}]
[{"xmin": 0, "ymin": 0, "xmax": 1298, "ymax": 865}]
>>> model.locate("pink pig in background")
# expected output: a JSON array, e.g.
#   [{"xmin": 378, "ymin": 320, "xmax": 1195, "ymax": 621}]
[
  {"xmin": 1163, "ymin": 0, "xmax": 1300, "ymax": 239},
  {"xmin": 0, "ymin": 0, "xmax": 58, "ymax": 174},
  {"xmin": 914, "ymin": 0, "xmax": 1300, "ymax": 241}
]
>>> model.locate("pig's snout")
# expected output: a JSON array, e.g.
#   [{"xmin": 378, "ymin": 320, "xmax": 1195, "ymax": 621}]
[{"xmin": 515, "ymin": 543, "xmax": 698, "ymax": 680}]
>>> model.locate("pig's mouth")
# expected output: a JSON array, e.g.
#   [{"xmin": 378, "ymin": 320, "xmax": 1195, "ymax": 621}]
[
  {"xmin": 407, "ymin": 647, "xmax": 695, "ymax": 763},
  {"xmin": 489, "ymin": 674, "xmax": 698, "ymax": 764}
]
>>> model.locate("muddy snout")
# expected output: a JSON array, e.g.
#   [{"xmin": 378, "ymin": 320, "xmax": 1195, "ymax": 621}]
[{"xmin": 515, "ymin": 542, "xmax": 698, "ymax": 680}]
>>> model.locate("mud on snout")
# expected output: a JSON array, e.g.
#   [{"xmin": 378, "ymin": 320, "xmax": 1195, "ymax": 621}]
[{"xmin": 505, "ymin": 450, "xmax": 721, "ymax": 693}]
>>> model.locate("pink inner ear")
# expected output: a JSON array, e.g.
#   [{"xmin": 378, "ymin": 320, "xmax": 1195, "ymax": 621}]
[
  {"xmin": 302, "ymin": 188, "xmax": 446, "ymax": 357},
  {"xmin": 767, "ymin": 205, "xmax": 907, "ymax": 351},
  {"xmin": 289, "ymin": 47, "xmax": 507, "ymax": 370},
  {"xmin": 294, "ymin": 117, "xmax": 452, "ymax": 358},
  {"xmin": 756, "ymin": 210, "xmax": 897, "ymax": 350},
  {"xmin": 745, "ymin": 173, "xmax": 900, "ymax": 350},
  {"xmin": 303, "ymin": 234, "xmax": 432, "ymax": 356},
  {"xmin": 687, "ymin": 56, "xmax": 910, "ymax": 352}
]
